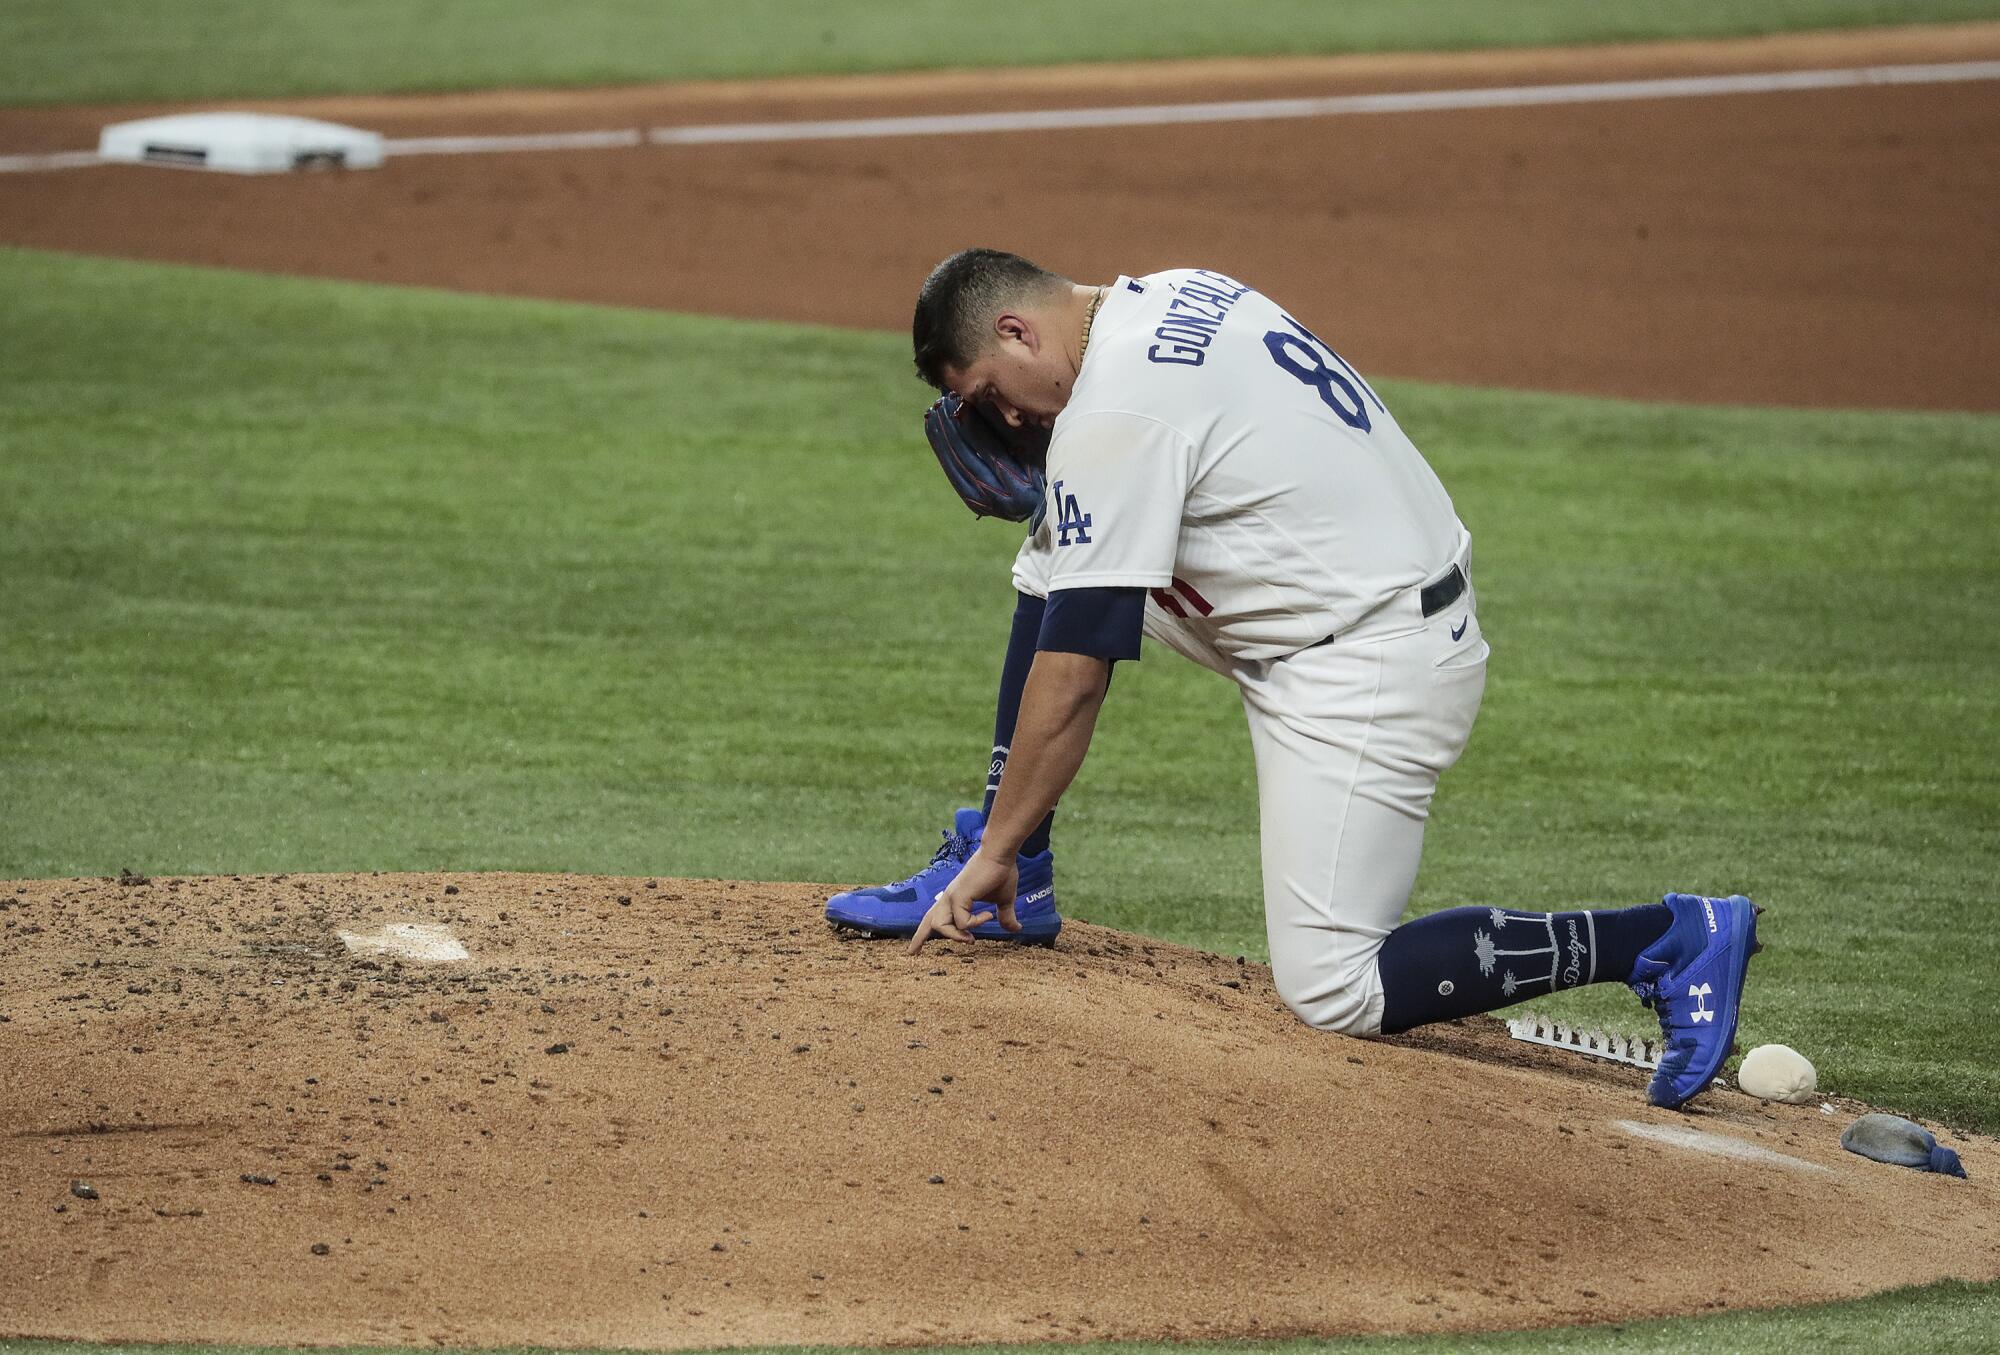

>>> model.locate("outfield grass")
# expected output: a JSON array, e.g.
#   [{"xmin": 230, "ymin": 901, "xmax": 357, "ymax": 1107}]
[
  {"xmin": 1, "ymin": 248, "xmax": 1995, "ymax": 1346},
  {"xmin": 1, "ymin": 0, "xmax": 1998, "ymax": 104}
]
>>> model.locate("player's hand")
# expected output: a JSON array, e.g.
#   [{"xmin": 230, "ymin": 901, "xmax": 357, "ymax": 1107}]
[{"xmin": 908, "ymin": 850, "xmax": 1020, "ymax": 955}]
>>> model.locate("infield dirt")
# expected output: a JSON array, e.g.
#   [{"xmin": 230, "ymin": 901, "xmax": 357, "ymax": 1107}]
[
  {"xmin": 2, "ymin": 23, "xmax": 1998, "ymax": 410},
  {"xmin": 2, "ymin": 871, "xmax": 1994, "ymax": 1349}
]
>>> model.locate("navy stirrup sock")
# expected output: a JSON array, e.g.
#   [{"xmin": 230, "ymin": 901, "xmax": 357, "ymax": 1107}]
[
  {"xmin": 1377, "ymin": 903, "xmax": 1672, "ymax": 1035},
  {"xmin": 983, "ymin": 591, "xmax": 1055, "ymax": 858}
]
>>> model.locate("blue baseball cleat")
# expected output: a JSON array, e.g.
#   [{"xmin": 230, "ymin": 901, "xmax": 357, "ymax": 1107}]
[
  {"xmin": 825, "ymin": 807, "xmax": 1061, "ymax": 944},
  {"xmin": 1628, "ymin": 892, "xmax": 1764, "ymax": 1109}
]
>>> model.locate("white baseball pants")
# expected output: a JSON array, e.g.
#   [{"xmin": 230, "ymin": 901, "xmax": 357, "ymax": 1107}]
[{"xmin": 1145, "ymin": 562, "xmax": 1487, "ymax": 1035}]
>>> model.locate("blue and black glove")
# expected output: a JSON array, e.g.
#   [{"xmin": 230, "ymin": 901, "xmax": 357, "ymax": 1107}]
[{"xmin": 923, "ymin": 393, "xmax": 1050, "ymax": 529}]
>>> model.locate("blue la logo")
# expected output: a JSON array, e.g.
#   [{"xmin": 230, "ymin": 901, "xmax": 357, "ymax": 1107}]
[{"xmin": 1053, "ymin": 480, "xmax": 1093, "ymax": 547}]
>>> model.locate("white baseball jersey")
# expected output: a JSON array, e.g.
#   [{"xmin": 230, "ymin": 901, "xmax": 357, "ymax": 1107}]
[{"xmin": 1013, "ymin": 268, "xmax": 1468, "ymax": 663}]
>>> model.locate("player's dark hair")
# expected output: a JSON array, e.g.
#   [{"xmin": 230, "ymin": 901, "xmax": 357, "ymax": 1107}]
[{"xmin": 912, "ymin": 249, "xmax": 1072, "ymax": 390}]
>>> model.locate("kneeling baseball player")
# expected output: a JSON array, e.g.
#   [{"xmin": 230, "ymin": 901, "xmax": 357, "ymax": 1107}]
[{"xmin": 827, "ymin": 250, "xmax": 1761, "ymax": 1109}]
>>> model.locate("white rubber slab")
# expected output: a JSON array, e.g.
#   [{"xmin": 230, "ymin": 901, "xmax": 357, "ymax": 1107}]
[{"xmin": 335, "ymin": 922, "xmax": 468, "ymax": 963}]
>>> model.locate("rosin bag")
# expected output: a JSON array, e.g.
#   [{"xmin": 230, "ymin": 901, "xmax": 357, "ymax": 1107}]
[{"xmin": 1840, "ymin": 1113, "xmax": 1968, "ymax": 1178}]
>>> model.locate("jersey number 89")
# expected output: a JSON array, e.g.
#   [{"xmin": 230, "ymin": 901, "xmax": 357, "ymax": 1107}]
[{"xmin": 1263, "ymin": 314, "xmax": 1387, "ymax": 433}]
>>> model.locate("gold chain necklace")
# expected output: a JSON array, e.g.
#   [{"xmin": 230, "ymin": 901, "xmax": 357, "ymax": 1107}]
[{"xmin": 1078, "ymin": 286, "xmax": 1107, "ymax": 364}]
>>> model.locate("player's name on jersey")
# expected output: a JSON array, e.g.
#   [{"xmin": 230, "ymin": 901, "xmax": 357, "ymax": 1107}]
[{"xmin": 1149, "ymin": 270, "xmax": 1253, "ymax": 367}]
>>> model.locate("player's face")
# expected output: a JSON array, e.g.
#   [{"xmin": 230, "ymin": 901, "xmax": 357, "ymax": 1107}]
[{"xmin": 945, "ymin": 313, "xmax": 1072, "ymax": 430}]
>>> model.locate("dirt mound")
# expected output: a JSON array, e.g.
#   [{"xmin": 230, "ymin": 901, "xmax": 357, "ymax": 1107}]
[{"xmin": 1, "ymin": 872, "xmax": 1993, "ymax": 1349}]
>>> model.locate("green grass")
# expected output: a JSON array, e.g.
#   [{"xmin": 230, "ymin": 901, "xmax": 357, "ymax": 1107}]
[
  {"xmin": 4, "ymin": 1278, "xmax": 2000, "ymax": 1355},
  {"xmin": 2, "ymin": 248, "xmax": 1996, "ymax": 1134},
  {"xmin": 0, "ymin": 247, "xmax": 1995, "ymax": 1352},
  {"xmin": 1, "ymin": 0, "xmax": 1997, "ymax": 104}
]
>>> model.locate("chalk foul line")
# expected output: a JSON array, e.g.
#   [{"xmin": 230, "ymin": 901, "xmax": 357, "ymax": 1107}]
[{"xmin": 2, "ymin": 59, "xmax": 1995, "ymax": 173}]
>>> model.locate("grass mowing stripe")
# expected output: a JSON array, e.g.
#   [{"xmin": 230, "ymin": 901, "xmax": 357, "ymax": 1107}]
[
  {"xmin": 3, "ymin": 1278, "xmax": 2000, "ymax": 1354},
  {"xmin": 1, "ymin": 245, "xmax": 1996, "ymax": 1138},
  {"xmin": 3, "ymin": 0, "xmax": 2000, "ymax": 104}
]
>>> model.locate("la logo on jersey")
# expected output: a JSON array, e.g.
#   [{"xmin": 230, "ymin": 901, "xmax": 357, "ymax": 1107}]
[{"xmin": 1053, "ymin": 480, "xmax": 1093, "ymax": 547}]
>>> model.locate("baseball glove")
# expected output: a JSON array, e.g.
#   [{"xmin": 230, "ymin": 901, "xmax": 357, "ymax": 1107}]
[{"xmin": 923, "ymin": 394, "xmax": 1050, "ymax": 528}]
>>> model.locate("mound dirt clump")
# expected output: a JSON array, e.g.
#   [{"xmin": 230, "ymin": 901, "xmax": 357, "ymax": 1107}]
[{"xmin": 1, "ymin": 872, "xmax": 1994, "ymax": 1349}]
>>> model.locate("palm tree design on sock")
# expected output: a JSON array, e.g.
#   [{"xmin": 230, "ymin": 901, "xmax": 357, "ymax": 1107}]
[{"xmin": 1474, "ymin": 908, "xmax": 1565, "ymax": 998}]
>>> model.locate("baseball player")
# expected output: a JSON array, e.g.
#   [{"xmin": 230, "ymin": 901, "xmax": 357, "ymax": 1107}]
[{"xmin": 827, "ymin": 249, "xmax": 1761, "ymax": 1108}]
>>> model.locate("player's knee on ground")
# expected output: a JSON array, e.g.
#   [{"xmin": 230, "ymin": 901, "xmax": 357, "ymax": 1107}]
[{"xmin": 1269, "ymin": 952, "xmax": 1384, "ymax": 1038}]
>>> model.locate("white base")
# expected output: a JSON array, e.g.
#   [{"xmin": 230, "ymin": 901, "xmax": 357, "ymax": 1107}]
[{"xmin": 98, "ymin": 112, "xmax": 383, "ymax": 175}]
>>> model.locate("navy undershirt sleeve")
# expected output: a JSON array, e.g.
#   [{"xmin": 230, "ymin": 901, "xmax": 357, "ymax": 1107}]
[{"xmin": 1037, "ymin": 586, "xmax": 1147, "ymax": 661}]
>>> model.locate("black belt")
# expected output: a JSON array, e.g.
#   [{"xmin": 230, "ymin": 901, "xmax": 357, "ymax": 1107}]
[
  {"xmin": 1308, "ymin": 563, "xmax": 1468, "ymax": 651},
  {"xmin": 1420, "ymin": 563, "xmax": 1467, "ymax": 618}
]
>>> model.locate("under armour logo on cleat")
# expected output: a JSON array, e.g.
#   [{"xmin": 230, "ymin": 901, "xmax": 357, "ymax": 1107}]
[{"xmin": 1689, "ymin": 982, "xmax": 1715, "ymax": 1022}]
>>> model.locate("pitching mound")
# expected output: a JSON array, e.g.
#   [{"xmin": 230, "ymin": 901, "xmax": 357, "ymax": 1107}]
[{"xmin": 2, "ymin": 872, "xmax": 1993, "ymax": 1349}]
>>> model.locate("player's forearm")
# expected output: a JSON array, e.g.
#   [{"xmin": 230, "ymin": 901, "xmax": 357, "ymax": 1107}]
[{"xmin": 980, "ymin": 650, "xmax": 1109, "ymax": 859}]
